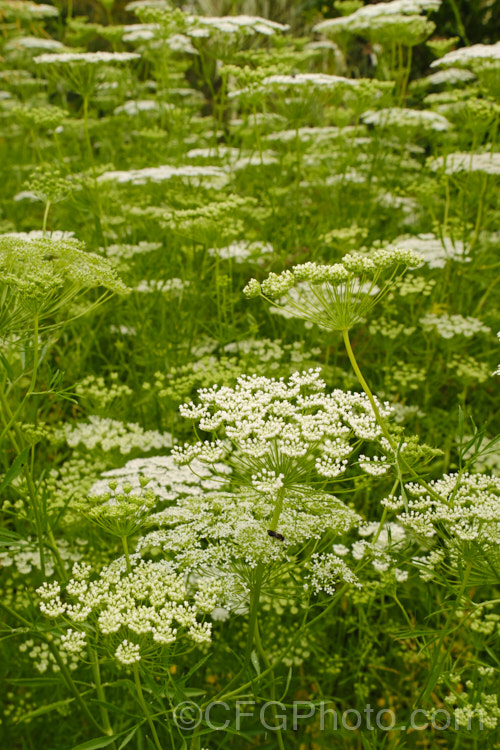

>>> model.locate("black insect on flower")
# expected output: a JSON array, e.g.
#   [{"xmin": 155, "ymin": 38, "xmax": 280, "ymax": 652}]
[{"xmin": 268, "ymin": 529, "xmax": 285, "ymax": 541}]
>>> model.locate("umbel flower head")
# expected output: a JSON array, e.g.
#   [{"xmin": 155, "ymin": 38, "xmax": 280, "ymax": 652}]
[
  {"xmin": 33, "ymin": 52, "xmax": 140, "ymax": 97},
  {"xmin": 37, "ymin": 557, "xmax": 219, "ymax": 668},
  {"xmin": 139, "ymin": 487, "xmax": 361, "ymax": 571},
  {"xmin": 243, "ymin": 248, "xmax": 422, "ymax": 332},
  {"xmin": 75, "ymin": 480, "xmax": 157, "ymax": 538},
  {"xmin": 0, "ymin": 235, "xmax": 128, "ymax": 335},
  {"xmin": 382, "ymin": 472, "xmax": 500, "ymax": 585},
  {"xmin": 173, "ymin": 368, "xmax": 395, "ymax": 493},
  {"xmin": 24, "ymin": 166, "xmax": 73, "ymax": 204}
]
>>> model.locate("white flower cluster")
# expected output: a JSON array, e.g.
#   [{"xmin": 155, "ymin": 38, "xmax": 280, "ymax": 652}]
[
  {"xmin": 383, "ymin": 472, "xmax": 500, "ymax": 543},
  {"xmin": 34, "ymin": 52, "xmax": 140, "ymax": 66},
  {"xmin": 19, "ymin": 635, "xmax": 82, "ymax": 674},
  {"xmin": 422, "ymin": 68, "xmax": 476, "ymax": 87},
  {"xmin": 89, "ymin": 455, "xmax": 230, "ymax": 500},
  {"xmin": 5, "ymin": 36, "xmax": 65, "ymax": 52},
  {"xmin": 428, "ymin": 151, "xmax": 500, "ymax": 175},
  {"xmin": 455, "ymin": 603, "xmax": 500, "ymax": 636},
  {"xmin": 305, "ymin": 553, "xmax": 361, "ymax": 595},
  {"xmin": 104, "ymin": 241, "xmax": 162, "ymax": 260},
  {"xmin": 314, "ymin": 0, "xmax": 440, "ymax": 35},
  {"xmin": 358, "ymin": 521, "xmax": 407, "ymax": 549},
  {"xmin": 186, "ymin": 14, "xmax": 289, "ymax": 38},
  {"xmin": 207, "ymin": 240, "xmax": 273, "ymax": 263},
  {"xmin": 98, "ymin": 164, "xmax": 229, "ymax": 188},
  {"xmin": 186, "ymin": 146, "xmax": 277, "ymax": 169},
  {"xmin": 243, "ymin": 249, "xmax": 422, "ymax": 331},
  {"xmin": 125, "ymin": 0, "xmax": 169, "ymax": 10},
  {"xmin": 133, "ymin": 278, "xmax": 191, "ymax": 295},
  {"xmin": 431, "ymin": 42, "xmax": 500, "ymax": 69},
  {"xmin": 229, "ymin": 73, "xmax": 363, "ymax": 99},
  {"xmin": 245, "ymin": 248, "xmax": 421, "ymax": 296},
  {"xmin": 235, "ymin": 152, "xmax": 279, "ymax": 169},
  {"xmin": 387, "ymin": 233, "xmax": 468, "ymax": 268},
  {"xmin": 115, "ymin": 640, "xmax": 141, "ymax": 664},
  {"xmin": 358, "ymin": 454, "xmax": 390, "ymax": 476},
  {"xmin": 55, "ymin": 415, "xmax": 172, "ymax": 454},
  {"xmin": 187, "ymin": 146, "xmax": 240, "ymax": 160},
  {"xmin": 260, "ymin": 73, "xmax": 360, "ymax": 87},
  {"xmin": 251, "ymin": 469, "xmax": 284, "ymax": 493},
  {"xmin": 266, "ymin": 125, "xmax": 357, "ymax": 145},
  {"xmin": 333, "ymin": 521, "xmax": 408, "ymax": 581},
  {"xmin": 451, "ymin": 690, "xmax": 500, "ymax": 731},
  {"xmin": 75, "ymin": 374, "xmax": 133, "ymax": 409},
  {"xmin": 362, "ymin": 107, "xmax": 450, "ymax": 132},
  {"xmin": 173, "ymin": 368, "xmax": 394, "ymax": 490},
  {"xmin": 420, "ymin": 312, "xmax": 490, "ymax": 338},
  {"xmin": 0, "ymin": 537, "xmax": 84, "ymax": 576},
  {"xmin": 2, "ymin": 1, "xmax": 59, "ymax": 19},
  {"xmin": 60, "ymin": 628, "xmax": 87, "ymax": 655},
  {"xmin": 114, "ymin": 99, "xmax": 172, "ymax": 116},
  {"xmin": 37, "ymin": 558, "xmax": 219, "ymax": 666},
  {"xmin": 230, "ymin": 73, "xmax": 363, "ymax": 98},
  {"xmin": 2, "ymin": 229, "xmax": 76, "ymax": 242},
  {"xmin": 121, "ymin": 23, "xmax": 159, "ymax": 42},
  {"xmin": 448, "ymin": 354, "xmax": 492, "ymax": 384},
  {"xmin": 121, "ymin": 24, "xmax": 197, "ymax": 54},
  {"xmin": 139, "ymin": 488, "xmax": 361, "ymax": 570}
]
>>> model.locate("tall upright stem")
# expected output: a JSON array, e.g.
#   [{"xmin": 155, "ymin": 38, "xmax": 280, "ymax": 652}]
[
  {"xmin": 42, "ymin": 201, "xmax": 51, "ymax": 235},
  {"xmin": 132, "ymin": 663, "xmax": 163, "ymax": 750},
  {"xmin": 342, "ymin": 329, "xmax": 394, "ymax": 447},
  {"xmin": 88, "ymin": 644, "xmax": 115, "ymax": 738},
  {"xmin": 341, "ymin": 328, "xmax": 445, "ymax": 503},
  {"xmin": 83, "ymin": 94, "xmax": 92, "ymax": 159},
  {"xmin": 211, "ymin": 488, "xmax": 286, "ymax": 702},
  {"xmin": 122, "ymin": 535, "xmax": 132, "ymax": 572},
  {"xmin": 0, "ymin": 313, "xmax": 40, "ymax": 442},
  {"xmin": 0, "ymin": 327, "xmax": 66, "ymax": 580},
  {"xmin": 29, "ymin": 313, "xmax": 40, "ymax": 395},
  {"xmin": 254, "ymin": 619, "xmax": 285, "ymax": 750}
]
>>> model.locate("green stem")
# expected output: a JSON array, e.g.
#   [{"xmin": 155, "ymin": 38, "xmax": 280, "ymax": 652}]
[
  {"xmin": 0, "ymin": 391, "xmax": 46, "ymax": 576},
  {"xmin": 29, "ymin": 313, "xmax": 40, "ymax": 395},
  {"xmin": 122, "ymin": 536, "xmax": 132, "ymax": 572},
  {"xmin": 447, "ymin": 0, "xmax": 469, "ymax": 44},
  {"xmin": 211, "ymin": 488, "xmax": 286, "ymax": 701},
  {"xmin": 243, "ymin": 488, "xmax": 286, "ymax": 667},
  {"xmin": 132, "ymin": 663, "xmax": 163, "ymax": 750},
  {"xmin": 468, "ymin": 174, "xmax": 488, "ymax": 252},
  {"xmin": 0, "ymin": 377, "xmax": 66, "ymax": 580},
  {"xmin": 47, "ymin": 640, "xmax": 106, "ymax": 734},
  {"xmin": 443, "ymin": 176, "xmax": 450, "ymax": 233},
  {"xmin": 254, "ymin": 619, "xmax": 285, "ymax": 750},
  {"xmin": 88, "ymin": 644, "xmax": 114, "ymax": 737},
  {"xmin": 204, "ymin": 581, "xmax": 351, "ymax": 708},
  {"xmin": 417, "ymin": 559, "xmax": 473, "ymax": 705},
  {"xmin": 42, "ymin": 201, "xmax": 51, "ymax": 235},
  {"xmin": 342, "ymin": 329, "xmax": 393, "ymax": 446},
  {"xmin": 0, "ymin": 313, "xmax": 40, "ymax": 441},
  {"xmin": 341, "ymin": 328, "xmax": 445, "ymax": 504},
  {"xmin": 399, "ymin": 44, "xmax": 412, "ymax": 104},
  {"xmin": 252, "ymin": 102, "xmax": 263, "ymax": 161},
  {"xmin": 83, "ymin": 94, "xmax": 92, "ymax": 159}
]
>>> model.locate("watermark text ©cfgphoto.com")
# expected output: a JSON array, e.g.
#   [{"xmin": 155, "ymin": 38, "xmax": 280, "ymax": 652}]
[{"xmin": 173, "ymin": 700, "xmax": 484, "ymax": 733}]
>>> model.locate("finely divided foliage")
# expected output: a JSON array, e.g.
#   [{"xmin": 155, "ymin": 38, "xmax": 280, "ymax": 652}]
[{"xmin": 0, "ymin": 0, "xmax": 499, "ymax": 748}]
